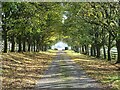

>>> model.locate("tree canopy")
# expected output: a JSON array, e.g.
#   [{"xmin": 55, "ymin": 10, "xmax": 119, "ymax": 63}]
[{"xmin": 1, "ymin": 2, "xmax": 120, "ymax": 63}]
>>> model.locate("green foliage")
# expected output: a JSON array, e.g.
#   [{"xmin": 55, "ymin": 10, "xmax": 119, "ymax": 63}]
[
  {"xmin": 2, "ymin": 2, "xmax": 120, "ymax": 62},
  {"xmin": 2, "ymin": 2, "xmax": 63, "ymax": 52}
]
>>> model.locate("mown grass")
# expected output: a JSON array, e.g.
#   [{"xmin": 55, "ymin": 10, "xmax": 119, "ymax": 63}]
[
  {"xmin": 1, "ymin": 51, "xmax": 56, "ymax": 89},
  {"xmin": 66, "ymin": 50, "xmax": 120, "ymax": 90}
]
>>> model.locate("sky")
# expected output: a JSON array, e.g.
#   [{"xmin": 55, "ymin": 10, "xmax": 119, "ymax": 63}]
[
  {"xmin": 62, "ymin": 14, "xmax": 67, "ymax": 23},
  {"xmin": 51, "ymin": 41, "xmax": 68, "ymax": 50}
]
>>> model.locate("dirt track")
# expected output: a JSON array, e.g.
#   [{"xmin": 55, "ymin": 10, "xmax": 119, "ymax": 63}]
[{"xmin": 35, "ymin": 51, "xmax": 103, "ymax": 90}]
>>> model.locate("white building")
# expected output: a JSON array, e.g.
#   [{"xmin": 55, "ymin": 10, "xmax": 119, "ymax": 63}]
[{"xmin": 51, "ymin": 41, "xmax": 71, "ymax": 50}]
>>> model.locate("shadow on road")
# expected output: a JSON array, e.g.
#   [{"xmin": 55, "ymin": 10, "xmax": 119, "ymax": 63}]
[{"xmin": 35, "ymin": 51, "xmax": 103, "ymax": 90}]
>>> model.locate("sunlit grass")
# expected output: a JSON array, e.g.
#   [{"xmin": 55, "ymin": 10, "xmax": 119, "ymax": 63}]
[
  {"xmin": 66, "ymin": 50, "xmax": 120, "ymax": 90},
  {"xmin": 47, "ymin": 49, "xmax": 59, "ymax": 53},
  {"xmin": 2, "ymin": 51, "xmax": 56, "ymax": 89}
]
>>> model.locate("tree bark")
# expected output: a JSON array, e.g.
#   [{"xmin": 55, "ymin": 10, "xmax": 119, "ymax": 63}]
[
  {"xmin": 79, "ymin": 46, "xmax": 81, "ymax": 53},
  {"xmin": 90, "ymin": 45, "xmax": 93, "ymax": 56},
  {"xmin": 31, "ymin": 45, "xmax": 33, "ymax": 52},
  {"xmin": 41, "ymin": 46, "xmax": 44, "ymax": 51},
  {"xmin": 108, "ymin": 33, "xmax": 111, "ymax": 61},
  {"xmin": 2, "ymin": 13, "xmax": 7, "ymax": 53},
  {"xmin": 36, "ymin": 44, "xmax": 38, "ymax": 52},
  {"xmin": 84, "ymin": 45, "xmax": 87, "ymax": 54},
  {"xmin": 18, "ymin": 37, "xmax": 22, "ymax": 52},
  {"xmin": 75, "ymin": 46, "xmax": 79, "ymax": 53},
  {"xmin": 93, "ymin": 45, "xmax": 96, "ymax": 56},
  {"xmin": 103, "ymin": 45, "xmax": 106, "ymax": 59},
  {"xmin": 23, "ymin": 40, "xmax": 26, "ymax": 52},
  {"xmin": 82, "ymin": 45, "xmax": 84, "ymax": 53},
  {"xmin": 11, "ymin": 36, "xmax": 15, "ymax": 52},
  {"xmin": 33, "ymin": 41, "xmax": 36, "ymax": 52},
  {"xmin": 116, "ymin": 39, "xmax": 120, "ymax": 63},
  {"xmin": 84, "ymin": 45, "xmax": 89, "ymax": 55},
  {"xmin": 96, "ymin": 45, "xmax": 101, "ymax": 58},
  {"xmin": 28, "ymin": 42, "xmax": 30, "ymax": 52},
  {"xmin": 3, "ymin": 30, "xmax": 7, "ymax": 53},
  {"xmin": 108, "ymin": 47, "xmax": 111, "ymax": 61},
  {"xmin": 36, "ymin": 41, "xmax": 39, "ymax": 52},
  {"xmin": 44, "ymin": 45, "xmax": 47, "ymax": 51}
]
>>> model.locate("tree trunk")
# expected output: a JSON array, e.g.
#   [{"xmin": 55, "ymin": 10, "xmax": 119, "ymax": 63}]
[
  {"xmin": 116, "ymin": 39, "xmax": 120, "ymax": 63},
  {"xmin": 3, "ymin": 30, "xmax": 7, "ymax": 53},
  {"xmin": 8, "ymin": 42, "xmax": 11, "ymax": 51},
  {"xmin": 75, "ymin": 46, "xmax": 79, "ymax": 53},
  {"xmin": 2, "ymin": 14, "xmax": 7, "ymax": 53},
  {"xmin": 36, "ymin": 44, "xmax": 38, "ymax": 52},
  {"xmin": 87, "ymin": 45, "xmax": 89, "ymax": 55},
  {"xmin": 38, "ymin": 45, "xmax": 40, "ymax": 52},
  {"xmin": 94, "ymin": 31, "xmax": 99, "ymax": 57},
  {"xmin": 36, "ymin": 41, "xmax": 39, "ymax": 52},
  {"xmin": 39, "ymin": 43, "xmax": 42, "ymax": 51},
  {"xmin": 108, "ymin": 47, "xmax": 111, "ymax": 61},
  {"xmin": 108, "ymin": 33, "xmax": 111, "ymax": 61},
  {"xmin": 23, "ymin": 40, "xmax": 26, "ymax": 52},
  {"xmin": 28, "ymin": 42, "xmax": 30, "ymax": 52},
  {"xmin": 90, "ymin": 45, "xmax": 93, "ymax": 56},
  {"xmin": 31, "ymin": 45, "xmax": 33, "ymax": 52},
  {"xmin": 79, "ymin": 46, "xmax": 81, "ymax": 53},
  {"xmin": 82, "ymin": 45, "xmax": 84, "ymax": 53},
  {"xmin": 11, "ymin": 36, "xmax": 15, "ymax": 52},
  {"xmin": 15, "ymin": 43, "xmax": 18, "ymax": 51},
  {"xmin": 96, "ymin": 45, "xmax": 101, "ymax": 58},
  {"xmin": 41, "ymin": 46, "xmax": 44, "ymax": 51},
  {"xmin": 84, "ymin": 45, "xmax": 89, "ymax": 55},
  {"xmin": 103, "ymin": 45, "xmax": 106, "ymax": 59},
  {"xmin": 34, "ymin": 41, "xmax": 36, "ymax": 52},
  {"xmin": 84, "ymin": 45, "xmax": 87, "ymax": 54},
  {"xmin": 93, "ymin": 45, "xmax": 96, "ymax": 57},
  {"xmin": 44, "ymin": 45, "xmax": 47, "ymax": 51},
  {"xmin": 18, "ymin": 37, "xmax": 22, "ymax": 52}
]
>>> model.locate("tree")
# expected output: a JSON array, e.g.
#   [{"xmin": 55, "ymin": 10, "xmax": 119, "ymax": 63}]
[{"xmin": 2, "ymin": 2, "xmax": 62, "ymax": 52}]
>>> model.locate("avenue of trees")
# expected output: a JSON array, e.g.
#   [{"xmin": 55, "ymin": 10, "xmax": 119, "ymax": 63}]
[
  {"xmin": 2, "ymin": 2, "xmax": 62, "ymax": 52},
  {"xmin": 62, "ymin": 2, "xmax": 120, "ymax": 63},
  {"xmin": 1, "ymin": 2, "xmax": 120, "ymax": 63}
]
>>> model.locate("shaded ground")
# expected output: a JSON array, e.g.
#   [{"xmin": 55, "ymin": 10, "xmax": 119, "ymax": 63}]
[
  {"xmin": 67, "ymin": 50, "xmax": 120, "ymax": 90},
  {"xmin": 35, "ymin": 51, "xmax": 103, "ymax": 90},
  {"xmin": 2, "ymin": 50, "xmax": 119, "ymax": 90},
  {"xmin": 2, "ymin": 51, "xmax": 55, "ymax": 89}
]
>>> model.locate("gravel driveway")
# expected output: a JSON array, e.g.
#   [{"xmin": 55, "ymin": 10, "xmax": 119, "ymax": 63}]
[{"xmin": 35, "ymin": 51, "xmax": 103, "ymax": 90}]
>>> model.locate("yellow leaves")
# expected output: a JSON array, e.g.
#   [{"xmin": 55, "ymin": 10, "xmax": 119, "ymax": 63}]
[
  {"xmin": 66, "ymin": 50, "xmax": 120, "ymax": 90},
  {"xmin": 2, "ymin": 51, "xmax": 54, "ymax": 89},
  {"xmin": 49, "ymin": 36, "xmax": 57, "ymax": 41},
  {"xmin": 3, "ymin": 65, "xmax": 11, "ymax": 69},
  {"xmin": 97, "ymin": 11, "xmax": 103, "ymax": 19}
]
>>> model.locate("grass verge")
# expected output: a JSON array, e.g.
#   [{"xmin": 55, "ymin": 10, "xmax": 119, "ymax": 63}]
[
  {"xmin": 1, "ymin": 51, "xmax": 56, "ymax": 89},
  {"xmin": 66, "ymin": 50, "xmax": 120, "ymax": 90}
]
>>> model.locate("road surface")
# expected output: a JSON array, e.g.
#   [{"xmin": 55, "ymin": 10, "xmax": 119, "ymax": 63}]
[{"xmin": 35, "ymin": 51, "xmax": 103, "ymax": 90}]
